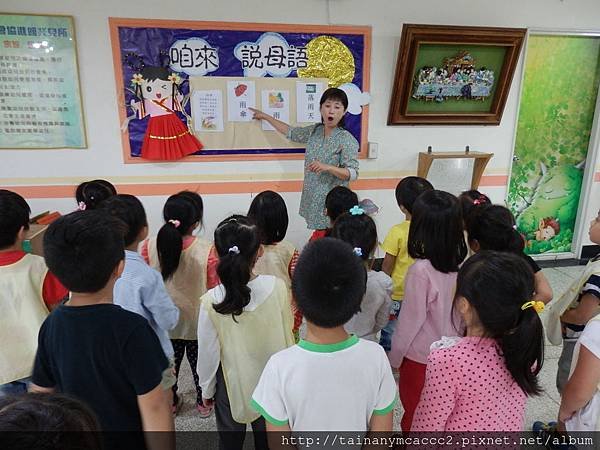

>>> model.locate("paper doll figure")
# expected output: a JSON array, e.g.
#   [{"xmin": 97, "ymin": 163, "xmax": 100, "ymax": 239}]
[{"xmin": 130, "ymin": 66, "xmax": 203, "ymax": 160}]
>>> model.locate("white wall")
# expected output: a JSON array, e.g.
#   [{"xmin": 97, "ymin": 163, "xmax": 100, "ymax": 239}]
[{"xmin": 3, "ymin": 0, "xmax": 600, "ymax": 253}]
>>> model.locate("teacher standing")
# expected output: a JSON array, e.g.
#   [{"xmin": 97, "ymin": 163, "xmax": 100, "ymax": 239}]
[{"xmin": 249, "ymin": 88, "xmax": 359, "ymax": 231}]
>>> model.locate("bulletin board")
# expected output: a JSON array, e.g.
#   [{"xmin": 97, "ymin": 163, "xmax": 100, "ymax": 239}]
[{"xmin": 108, "ymin": 18, "xmax": 371, "ymax": 163}]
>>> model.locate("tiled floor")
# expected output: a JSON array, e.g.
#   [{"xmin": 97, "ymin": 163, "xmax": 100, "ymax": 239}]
[{"xmin": 174, "ymin": 266, "xmax": 583, "ymax": 432}]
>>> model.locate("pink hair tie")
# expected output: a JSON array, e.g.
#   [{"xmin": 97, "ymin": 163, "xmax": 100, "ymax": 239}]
[
  {"xmin": 168, "ymin": 219, "xmax": 181, "ymax": 228},
  {"xmin": 77, "ymin": 201, "xmax": 87, "ymax": 211}
]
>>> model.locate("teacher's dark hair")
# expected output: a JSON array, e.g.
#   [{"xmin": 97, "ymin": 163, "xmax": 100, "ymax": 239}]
[{"xmin": 320, "ymin": 88, "xmax": 348, "ymax": 128}]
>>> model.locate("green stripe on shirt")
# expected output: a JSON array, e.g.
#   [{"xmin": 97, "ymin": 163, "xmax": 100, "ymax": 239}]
[
  {"xmin": 372, "ymin": 394, "xmax": 398, "ymax": 416},
  {"xmin": 250, "ymin": 398, "xmax": 289, "ymax": 426}
]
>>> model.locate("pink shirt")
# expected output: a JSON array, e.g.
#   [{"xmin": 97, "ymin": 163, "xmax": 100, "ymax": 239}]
[
  {"xmin": 412, "ymin": 337, "xmax": 526, "ymax": 431},
  {"xmin": 389, "ymin": 259, "xmax": 459, "ymax": 366}
]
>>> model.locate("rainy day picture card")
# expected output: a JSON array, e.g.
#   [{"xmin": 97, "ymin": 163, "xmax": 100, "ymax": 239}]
[{"xmin": 109, "ymin": 18, "xmax": 371, "ymax": 163}]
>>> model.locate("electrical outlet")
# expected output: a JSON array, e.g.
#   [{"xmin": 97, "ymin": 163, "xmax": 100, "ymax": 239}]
[{"xmin": 368, "ymin": 142, "xmax": 379, "ymax": 159}]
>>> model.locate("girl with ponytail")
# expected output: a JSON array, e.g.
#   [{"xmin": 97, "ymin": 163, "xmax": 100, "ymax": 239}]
[
  {"xmin": 197, "ymin": 215, "xmax": 294, "ymax": 450},
  {"xmin": 141, "ymin": 191, "xmax": 215, "ymax": 418},
  {"xmin": 412, "ymin": 251, "xmax": 544, "ymax": 431},
  {"xmin": 466, "ymin": 204, "xmax": 553, "ymax": 304}
]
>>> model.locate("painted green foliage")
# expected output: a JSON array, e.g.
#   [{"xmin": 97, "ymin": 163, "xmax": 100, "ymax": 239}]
[{"xmin": 508, "ymin": 35, "xmax": 600, "ymax": 254}]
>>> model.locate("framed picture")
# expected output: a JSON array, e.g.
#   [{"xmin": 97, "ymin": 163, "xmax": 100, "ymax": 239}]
[{"xmin": 388, "ymin": 24, "xmax": 526, "ymax": 125}]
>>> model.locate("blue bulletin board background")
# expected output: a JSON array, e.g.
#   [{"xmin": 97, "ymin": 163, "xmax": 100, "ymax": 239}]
[{"xmin": 109, "ymin": 18, "xmax": 371, "ymax": 162}]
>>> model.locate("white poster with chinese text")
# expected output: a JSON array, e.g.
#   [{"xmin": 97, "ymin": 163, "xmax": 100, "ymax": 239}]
[
  {"xmin": 227, "ymin": 80, "xmax": 256, "ymax": 122},
  {"xmin": 260, "ymin": 90, "xmax": 289, "ymax": 131},
  {"xmin": 192, "ymin": 90, "xmax": 224, "ymax": 132},
  {"xmin": 0, "ymin": 14, "xmax": 86, "ymax": 148},
  {"xmin": 296, "ymin": 81, "xmax": 324, "ymax": 123}
]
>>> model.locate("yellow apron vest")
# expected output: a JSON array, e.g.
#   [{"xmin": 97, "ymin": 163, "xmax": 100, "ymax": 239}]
[
  {"xmin": 146, "ymin": 237, "xmax": 211, "ymax": 340},
  {"xmin": 253, "ymin": 240, "xmax": 296, "ymax": 291},
  {"xmin": 203, "ymin": 277, "xmax": 294, "ymax": 423},
  {"xmin": 0, "ymin": 254, "xmax": 49, "ymax": 384}
]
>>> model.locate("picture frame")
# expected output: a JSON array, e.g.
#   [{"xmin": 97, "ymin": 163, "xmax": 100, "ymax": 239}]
[{"xmin": 388, "ymin": 24, "xmax": 526, "ymax": 125}]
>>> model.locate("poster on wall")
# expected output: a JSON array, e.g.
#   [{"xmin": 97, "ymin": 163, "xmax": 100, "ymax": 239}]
[
  {"xmin": 109, "ymin": 18, "xmax": 371, "ymax": 162},
  {"xmin": 507, "ymin": 34, "xmax": 600, "ymax": 255},
  {"xmin": 0, "ymin": 13, "xmax": 86, "ymax": 149}
]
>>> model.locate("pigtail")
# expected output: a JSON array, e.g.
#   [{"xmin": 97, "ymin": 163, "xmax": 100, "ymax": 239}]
[
  {"xmin": 157, "ymin": 221, "xmax": 184, "ymax": 280},
  {"xmin": 213, "ymin": 216, "xmax": 260, "ymax": 320},
  {"xmin": 500, "ymin": 308, "xmax": 544, "ymax": 395},
  {"xmin": 156, "ymin": 191, "xmax": 203, "ymax": 280}
]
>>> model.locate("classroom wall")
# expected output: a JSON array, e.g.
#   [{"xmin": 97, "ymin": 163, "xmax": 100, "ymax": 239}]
[{"xmin": 3, "ymin": 0, "xmax": 600, "ymax": 255}]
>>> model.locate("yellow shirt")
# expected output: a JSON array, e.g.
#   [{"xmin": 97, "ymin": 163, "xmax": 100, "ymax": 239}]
[{"xmin": 381, "ymin": 221, "xmax": 414, "ymax": 301}]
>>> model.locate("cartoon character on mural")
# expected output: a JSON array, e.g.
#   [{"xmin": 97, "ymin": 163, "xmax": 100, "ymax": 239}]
[
  {"xmin": 535, "ymin": 217, "xmax": 561, "ymax": 241},
  {"xmin": 515, "ymin": 162, "xmax": 584, "ymax": 254},
  {"xmin": 124, "ymin": 53, "xmax": 203, "ymax": 161}
]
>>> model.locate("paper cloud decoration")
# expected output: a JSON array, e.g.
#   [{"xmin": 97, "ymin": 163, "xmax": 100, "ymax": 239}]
[{"xmin": 339, "ymin": 82, "xmax": 370, "ymax": 115}]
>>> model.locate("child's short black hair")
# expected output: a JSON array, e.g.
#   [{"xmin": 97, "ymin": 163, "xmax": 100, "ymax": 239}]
[
  {"xmin": 75, "ymin": 179, "xmax": 116, "ymax": 210},
  {"xmin": 44, "ymin": 211, "xmax": 125, "ymax": 293},
  {"xmin": 466, "ymin": 204, "xmax": 524, "ymax": 253},
  {"xmin": 0, "ymin": 190, "xmax": 31, "ymax": 250},
  {"xmin": 100, "ymin": 194, "xmax": 148, "ymax": 247},
  {"xmin": 330, "ymin": 212, "xmax": 377, "ymax": 261},
  {"xmin": 0, "ymin": 393, "xmax": 101, "ymax": 449},
  {"xmin": 292, "ymin": 238, "xmax": 366, "ymax": 328},
  {"xmin": 247, "ymin": 190, "xmax": 289, "ymax": 245},
  {"xmin": 325, "ymin": 186, "xmax": 359, "ymax": 223},
  {"xmin": 408, "ymin": 190, "xmax": 467, "ymax": 273},
  {"xmin": 395, "ymin": 176, "xmax": 433, "ymax": 214}
]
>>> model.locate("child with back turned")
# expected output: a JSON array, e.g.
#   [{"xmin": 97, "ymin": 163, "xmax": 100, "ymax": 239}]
[
  {"xmin": 197, "ymin": 215, "xmax": 294, "ymax": 450},
  {"xmin": 31, "ymin": 211, "xmax": 172, "ymax": 449},
  {"xmin": 380, "ymin": 177, "xmax": 433, "ymax": 352},
  {"xmin": 0, "ymin": 190, "xmax": 68, "ymax": 397},
  {"xmin": 412, "ymin": 251, "xmax": 544, "ymax": 431},
  {"xmin": 248, "ymin": 191, "xmax": 301, "ymax": 335},
  {"xmin": 252, "ymin": 238, "xmax": 396, "ymax": 435},
  {"xmin": 102, "ymin": 195, "xmax": 180, "ymax": 406},
  {"xmin": 309, "ymin": 186, "xmax": 358, "ymax": 241},
  {"xmin": 466, "ymin": 204, "xmax": 553, "ymax": 304},
  {"xmin": 388, "ymin": 190, "xmax": 467, "ymax": 432},
  {"xmin": 331, "ymin": 207, "xmax": 392, "ymax": 341},
  {"xmin": 141, "ymin": 191, "xmax": 215, "ymax": 416}
]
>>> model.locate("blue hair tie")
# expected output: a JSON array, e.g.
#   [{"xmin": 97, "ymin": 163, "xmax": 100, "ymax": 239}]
[
  {"xmin": 349, "ymin": 205, "xmax": 364, "ymax": 216},
  {"xmin": 353, "ymin": 247, "xmax": 363, "ymax": 257}
]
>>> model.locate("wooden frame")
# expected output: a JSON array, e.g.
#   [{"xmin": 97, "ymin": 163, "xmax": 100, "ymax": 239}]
[
  {"xmin": 108, "ymin": 17, "xmax": 371, "ymax": 163},
  {"xmin": 417, "ymin": 150, "xmax": 493, "ymax": 189},
  {"xmin": 388, "ymin": 24, "xmax": 525, "ymax": 125}
]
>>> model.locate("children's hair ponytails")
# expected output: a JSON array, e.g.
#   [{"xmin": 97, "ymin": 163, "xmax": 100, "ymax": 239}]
[
  {"xmin": 156, "ymin": 191, "xmax": 203, "ymax": 280},
  {"xmin": 213, "ymin": 215, "xmax": 261, "ymax": 320},
  {"xmin": 456, "ymin": 251, "xmax": 544, "ymax": 395}
]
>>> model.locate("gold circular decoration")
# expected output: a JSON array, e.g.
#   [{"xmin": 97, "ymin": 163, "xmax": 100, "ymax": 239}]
[{"xmin": 297, "ymin": 36, "xmax": 355, "ymax": 88}]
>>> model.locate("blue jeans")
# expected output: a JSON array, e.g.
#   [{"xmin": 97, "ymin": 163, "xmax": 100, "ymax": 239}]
[
  {"xmin": 379, "ymin": 301, "xmax": 402, "ymax": 352},
  {"xmin": 0, "ymin": 377, "xmax": 30, "ymax": 397}
]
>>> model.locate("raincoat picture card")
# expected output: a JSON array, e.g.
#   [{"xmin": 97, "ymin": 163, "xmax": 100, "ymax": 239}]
[
  {"xmin": 261, "ymin": 90, "xmax": 289, "ymax": 131},
  {"xmin": 192, "ymin": 90, "xmax": 224, "ymax": 132},
  {"xmin": 227, "ymin": 80, "xmax": 255, "ymax": 122}
]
